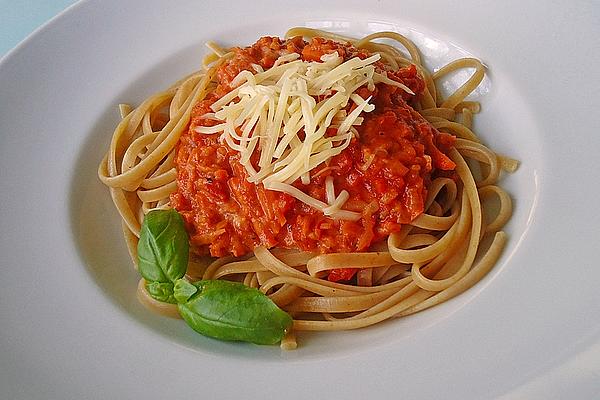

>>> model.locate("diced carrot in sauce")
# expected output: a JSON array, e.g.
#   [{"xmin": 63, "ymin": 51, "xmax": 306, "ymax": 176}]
[{"xmin": 327, "ymin": 268, "xmax": 359, "ymax": 283}]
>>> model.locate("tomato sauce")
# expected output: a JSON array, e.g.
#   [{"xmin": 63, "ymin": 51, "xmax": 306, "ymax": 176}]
[{"xmin": 171, "ymin": 37, "xmax": 456, "ymax": 280}]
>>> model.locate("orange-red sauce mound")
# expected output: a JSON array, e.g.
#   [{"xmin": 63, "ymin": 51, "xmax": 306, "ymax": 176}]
[{"xmin": 171, "ymin": 36, "xmax": 456, "ymax": 280}]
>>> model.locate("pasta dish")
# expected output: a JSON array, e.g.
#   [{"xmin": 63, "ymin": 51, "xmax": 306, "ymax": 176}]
[{"xmin": 98, "ymin": 27, "xmax": 517, "ymax": 349}]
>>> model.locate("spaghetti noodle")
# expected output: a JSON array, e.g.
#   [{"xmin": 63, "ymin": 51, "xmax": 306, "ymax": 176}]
[{"xmin": 98, "ymin": 27, "xmax": 517, "ymax": 348}]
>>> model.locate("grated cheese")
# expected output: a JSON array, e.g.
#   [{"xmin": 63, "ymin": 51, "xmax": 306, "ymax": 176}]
[{"xmin": 195, "ymin": 51, "xmax": 411, "ymax": 220}]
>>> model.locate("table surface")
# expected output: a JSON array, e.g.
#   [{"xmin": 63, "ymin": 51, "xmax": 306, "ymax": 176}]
[{"xmin": 0, "ymin": 0, "xmax": 77, "ymax": 56}]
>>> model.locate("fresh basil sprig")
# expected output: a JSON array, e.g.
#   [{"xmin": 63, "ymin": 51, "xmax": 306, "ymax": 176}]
[
  {"xmin": 137, "ymin": 209, "xmax": 292, "ymax": 345},
  {"xmin": 137, "ymin": 209, "xmax": 188, "ymax": 303},
  {"xmin": 175, "ymin": 279, "xmax": 292, "ymax": 345}
]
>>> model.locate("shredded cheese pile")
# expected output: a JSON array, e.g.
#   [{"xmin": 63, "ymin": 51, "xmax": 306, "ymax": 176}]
[{"xmin": 195, "ymin": 52, "xmax": 413, "ymax": 220}]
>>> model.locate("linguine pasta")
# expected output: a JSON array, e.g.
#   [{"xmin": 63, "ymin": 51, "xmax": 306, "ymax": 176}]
[{"xmin": 98, "ymin": 27, "xmax": 517, "ymax": 349}]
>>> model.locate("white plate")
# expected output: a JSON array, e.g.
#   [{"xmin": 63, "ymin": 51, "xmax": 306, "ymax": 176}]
[{"xmin": 1, "ymin": 1, "xmax": 599, "ymax": 398}]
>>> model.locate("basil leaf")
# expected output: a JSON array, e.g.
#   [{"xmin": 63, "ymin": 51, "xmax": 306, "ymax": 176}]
[
  {"xmin": 145, "ymin": 281, "xmax": 176, "ymax": 304},
  {"xmin": 174, "ymin": 278, "xmax": 197, "ymax": 303},
  {"xmin": 176, "ymin": 280, "xmax": 293, "ymax": 345},
  {"xmin": 137, "ymin": 209, "xmax": 189, "ymax": 283}
]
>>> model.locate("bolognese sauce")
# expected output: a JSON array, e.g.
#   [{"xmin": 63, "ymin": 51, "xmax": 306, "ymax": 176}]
[{"xmin": 170, "ymin": 36, "xmax": 456, "ymax": 280}]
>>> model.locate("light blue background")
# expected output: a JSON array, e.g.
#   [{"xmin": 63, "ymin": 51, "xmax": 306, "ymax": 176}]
[{"xmin": 0, "ymin": 0, "xmax": 78, "ymax": 57}]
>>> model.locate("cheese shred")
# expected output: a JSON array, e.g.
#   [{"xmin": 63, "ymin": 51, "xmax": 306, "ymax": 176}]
[{"xmin": 195, "ymin": 52, "xmax": 409, "ymax": 219}]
